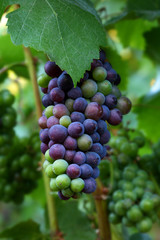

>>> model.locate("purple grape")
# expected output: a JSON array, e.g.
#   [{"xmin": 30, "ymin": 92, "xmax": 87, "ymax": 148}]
[
  {"xmin": 103, "ymin": 62, "xmax": 112, "ymax": 71},
  {"xmin": 91, "ymin": 92, "xmax": 105, "ymax": 105},
  {"xmin": 92, "ymin": 167, "xmax": 100, "ymax": 179},
  {"xmin": 49, "ymin": 125, "xmax": 68, "ymax": 143},
  {"xmin": 114, "ymin": 74, "xmax": 121, "ymax": 85},
  {"xmin": 41, "ymin": 87, "xmax": 48, "ymax": 94},
  {"xmin": 64, "ymin": 150, "xmax": 76, "ymax": 163},
  {"xmin": 97, "ymin": 120, "xmax": 107, "ymax": 135},
  {"xmin": 83, "ymin": 119, "xmax": 97, "ymax": 135},
  {"xmin": 64, "ymin": 136, "xmax": 77, "ymax": 150},
  {"xmin": 53, "ymin": 104, "xmax": 69, "ymax": 118},
  {"xmin": 58, "ymin": 191, "xmax": 70, "ymax": 200},
  {"xmin": 73, "ymin": 97, "xmax": 88, "ymax": 113},
  {"xmin": 91, "ymin": 59, "xmax": 103, "ymax": 71},
  {"xmin": 42, "ymin": 94, "xmax": 53, "ymax": 107},
  {"xmin": 48, "ymin": 140, "xmax": 55, "ymax": 148},
  {"xmin": 49, "ymin": 144, "xmax": 65, "ymax": 160},
  {"xmin": 86, "ymin": 152, "xmax": 101, "ymax": 168},
  {"xmin": 80, "ymin": 164, "xmax": 93, "ymax": 179},
  {"xmin": 83, "ymin": 177, "xmax": 97, "ymax": 193},
  {"xmin": 108, "ymin": 109, "xmax": 122, "ymax": 126},
  {"xmin": 67, "ymin": 164, "xmax": 81, "ymax": 179},
  {"xmin": 58, "ymin": 73, "xmax": 74, "ymax": 91},
  {"xmin": 100, "ymin": 49, "xmax": 106, "ymax": 63},
  {"xmin": 48, "ymin": 78, "xmax": 58, "ymax": 91},
  {"xmin": 73, "ymin": 151, "xmax": 86, "ymax": 165},
  {"xmin": 101, "ymin": 105, "xmax": 110, "ymax": 121},
  {"xmin": 49, "ymin": 87, "xmax": 65, "ymax": 103},
  {"xmin": 71, "ymin": 112, "xmax": 85, "ymax": 123},
  {"xmin": 47, "ymin": 116, "xmax": 59, "ymax": 128},
  {"xmin": 107, "ymin": 69, "xmax": 117, "ymax": 83},
  {"xmin": 116, "ymin": 96, "xmax": 132, "ymax": 115},
  {"xmin": 40, "ymin": 128, "xmax": 50, "ymax": 144},
  {"xmin": 67, "ymin": 87, "xmax": 82, "ymax": 99},
  {"xmin": 105, "ymin": 94, "xmax": 117, "ymax": 109},
  {"xmin": 45, "ymin": 61, "xmax": 62, "ymax": 77},
  {"xmin": 80, "ymin": 71, "xmax": 89, "ymax": 82},
  {"xmin": 100, "ymin": 130, "xmax": 111, "ymax": 144},
  {"xmin": 90, "ymin": 132, "xmax": 100, "ymax": 143},
  {"xmin": 68, "ymin": 122, "xmax": 84, "ymax": 138},
  {"xmin": 100, "ymin": 146, "xmax": 107, "ymax": 159},
  {"xmin": 38, "ymin": 116, "xmax": 47, "ymax": 129},
  {"xmin": 90, "ymin": 143, "xmax": 103, "ymax": 156},
  {"xmin": 85, "ymin": 102, "xmax": 103, "ymax": 121},
  {"xmin": 41, "ymin": 142, "xmax": 49, "ymax": 154}
]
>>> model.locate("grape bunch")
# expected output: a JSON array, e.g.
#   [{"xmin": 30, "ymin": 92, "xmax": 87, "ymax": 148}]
[
  {"xmin": 108, "ymin": 164, "xmax": 160, "ymax": 233},
  {"xmin": 0, "ymin": 89, "xmax": 41, "ymax": 204},
  {"xmin": 100, "ymin": 128, "xmax": 160, "ymax": 233},
  {"xmin": 38, "ymin": 50, "xmax": 132, "ymax": 200}
]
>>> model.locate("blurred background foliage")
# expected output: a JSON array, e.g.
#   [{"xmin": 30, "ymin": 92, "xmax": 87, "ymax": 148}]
[{"xmin": 0, "ymin": 0, "xmax": 160, "ymax": 239}]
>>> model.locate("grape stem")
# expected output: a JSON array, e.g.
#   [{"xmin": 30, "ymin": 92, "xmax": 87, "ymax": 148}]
[
  {"xmin": 23, "ymin": 47, "xmax": 59, "ymax": 238},
  {"xmin": 0, "ymin": 62, "xmax": 26, "ymax": 75},
  {"xmin": 93, "ymin": 179, "xmax": 111, "ymax": 240}
]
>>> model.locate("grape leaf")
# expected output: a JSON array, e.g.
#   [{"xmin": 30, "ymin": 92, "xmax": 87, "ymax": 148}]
[
  {"xmin": 0, "ymin": 220, "xmax": 49, "ymax": 240},
  {"xmin": 127, "ymin": 0, "xmax": 160, "ymax": 20},
  {"xmin": 56, "ymin": 200, "xmax": 96, "ymax": 240},
  {"xmin": 134, "ymin": 92, "xmax": 160, "ymax": 142},
  {"xmin": 0, "ymin": 0, "xmax": 106, "ymax": 85},
  {"xmin": 116, "ymin": 19, "xmax": 156, "ymax": 50},
  {"xmin": 144, "ymin": 27, "xmax": 160, "ymax": 63}
]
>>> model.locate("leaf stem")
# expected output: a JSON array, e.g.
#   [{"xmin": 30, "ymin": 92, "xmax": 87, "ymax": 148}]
[
  {"xmin": 0, "ymin": 62, "xmax": 26, "ymax": 75},
  {"xmin": 23, "ymin": 47, "xmax": 59, "ymax": 238},
  {"xmin": 93, "ymin": 179, "xmax": 111, "ymax": 240}
]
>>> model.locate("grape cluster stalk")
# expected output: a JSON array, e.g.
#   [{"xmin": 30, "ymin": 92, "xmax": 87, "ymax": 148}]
[
  {"xmin": 0, "ymin": 89, "xmax": 41, "ymax": 204},
  {"xmin": 38, "ymin": 50, "xmax": 132, "ymax": 200}
]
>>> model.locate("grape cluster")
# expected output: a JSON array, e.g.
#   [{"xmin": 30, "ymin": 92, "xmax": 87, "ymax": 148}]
[
  {"xmin": 101, "ymin": 128, "xmax": 160, "ymax": 232},
  {"xmin": 108, "ymin": 164, "xmax": 160, "ymax": 233},
  {"xmin": 38, "ymin": 50, "xmax": 132, "ymax": 200},
  {"xmin": 0, "ymin": 89, "xmax": 41, "ymax": 204}
]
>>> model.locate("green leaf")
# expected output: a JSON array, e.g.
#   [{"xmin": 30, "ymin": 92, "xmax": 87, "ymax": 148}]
[
  {"xmin": 56, "ymin": 200, "xmax": 96, "ymax": 240},
  {"xmin": 144, "ymin": 27, "xmax": 160, "ymax": 63},
  {"xmin": 0, "ymin": 0, "xmax": 106, "ymax": 85},
  {"xmin": 130, "ymin": 233, "xmax": 152, "ymax": 240},
  {"xmin": 127, "ymin": 0, "xmax": 160, "ymax": 20},
  {"xmin": 116, "ymin": 19, "xmax": 156, "ymax": 50},
  {"xmin": 0, "ymin": 220, "xmax": 49, "ymax": 240},
  {"xmin": 134, "ymin": 92, "xmax": 160, "ymax": 142}
]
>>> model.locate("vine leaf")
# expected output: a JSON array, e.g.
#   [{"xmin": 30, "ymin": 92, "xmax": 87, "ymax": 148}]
[
  {"xmin": 0, "ymin": 0, "xmax": 106, "ymax": 85},
  {"xmin": 0, "ymin": 220, "xmax": 49, "ymax": 240}
]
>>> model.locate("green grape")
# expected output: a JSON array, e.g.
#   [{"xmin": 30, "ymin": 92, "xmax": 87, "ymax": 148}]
[
  {"xmin": 114, "ymin": 200, "xmax": 126, "ymax": 216},
  {"xmin": 127, "ymin": 205, "xmax": 143, "ymax": 222},
  {"xmin": 45, "ymin": 149, "xmax": 54, "ymax": 163},
  {"xmin": 70, "ymin": 178, "xmax": 85, "ymax": 193},
  {"xmin": 140, "ymin": 199, "xmax": 154, "ymax": 213},
  {"xmin": 45, "ymin": 106, "xmax": 54, "ymax": 118},
  {"xmin": 37, "ymin": 73, "xmax": 51, "ymax": 87},
  {"xmin": 45, "ymin": 164, "xmax": 57, "ymax": 178},
  {"xmin": 52, "ymin": 159, "xmax": 68, "ymax": 175},
  {"xmin": 109, "ymin": 213, "xmax": 121, "ymax": 224},
  {"xmin": 92, "ymin": 67, "xmax": 107, "ymax": 82},
  {"xmin": 137, "ymin": 217, "xmax": 152, "ymax": 233},
  {"xmin": 56, "ymin": 174, "xmax": 71, "ymax": 190},
  {"xmin": 50, "ymin": 178, "xmax": 59, "ymax": 192},
  {"xmin": 97, "ymin": 80, "xmax": 112, "ymax": 95},
  {"xmin": 59, "ymin": 115, "xmax": 71, "ymax": 128}
]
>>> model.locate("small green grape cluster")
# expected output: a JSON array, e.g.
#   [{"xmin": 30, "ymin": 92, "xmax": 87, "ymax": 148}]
[
  {"xmin": 108, "ymin": 163, "xmax": 160, "ymax": 233},
  {"xmin": 109, "ymin": 128, "xmax": 145, "ymax": 167},
  {"xmin": 0, "ymin": 89, "xmax": 41, "ymax": 204}
]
